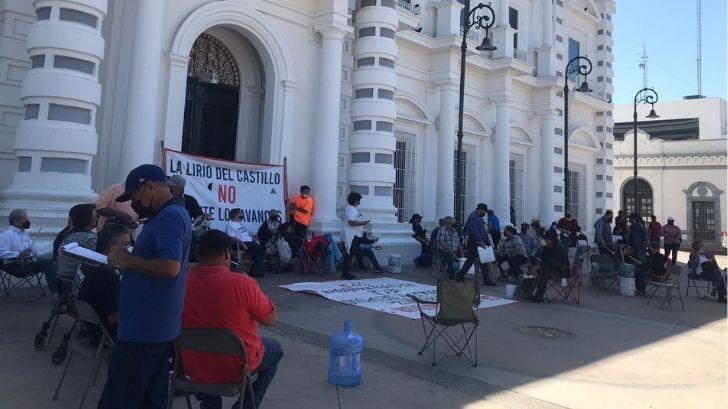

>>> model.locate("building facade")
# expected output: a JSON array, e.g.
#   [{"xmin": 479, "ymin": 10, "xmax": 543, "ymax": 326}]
[
  {"xmin": 613, "ymin": 97, "xmax": 727, "ymax": 248},
  {"xmin": 0, "ymin": 0, "xmax": 616, "ymax": 253}
]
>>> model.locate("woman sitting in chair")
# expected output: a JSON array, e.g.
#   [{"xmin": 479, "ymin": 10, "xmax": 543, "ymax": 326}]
[
  {"xmin": 495, "ymin": 225, "xmax": 527, "ymax": 280},
  {"xmin": 687, "ymin": 239, "xmax": 727, "ymax": 303}
]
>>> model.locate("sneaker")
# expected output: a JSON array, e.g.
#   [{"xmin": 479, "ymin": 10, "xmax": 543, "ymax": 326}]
[{"xmin": 342, "ymin": 273, "xmax": 357, "ymax": 280}]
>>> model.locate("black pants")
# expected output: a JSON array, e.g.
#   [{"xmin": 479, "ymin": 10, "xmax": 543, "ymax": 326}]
[
  {"xmin": 664, "ymin": 243, "xmax": 680, "ymax": 265},
  {"xmin": 456, "ymin": 239, "xmax": 491, "ymax": 282},
  {"xmin": 342, "ymin": 236, "xmax": 363, "ymax": 275},
  {"xmin": 495, "ymin": 254, "xmax": 527, "ymax": 277},
  {"xmin": 697, "ymin": 268, "xmax": 727, "ymax": 297},
  {"xmin": 529, "ymin": 266, "xmax": 569, "ymax": 300},
  {"xmin": 490, "ymin": 229, "xmax": 501, "ymax": 249}
]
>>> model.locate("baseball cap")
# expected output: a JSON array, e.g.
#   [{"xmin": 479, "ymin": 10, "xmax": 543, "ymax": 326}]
[
  {"xmin": 667, "ymin": 216, "xmax": 675, "ymax": 221},
  {"xmin": 115, "ymin": 164, "xmax": 167, "ymax": 202}
]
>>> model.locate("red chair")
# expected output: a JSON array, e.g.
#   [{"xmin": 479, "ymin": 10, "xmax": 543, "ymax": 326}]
[{"xmin": 301, "ymin": 234, "xmax": 329, "ymax": 275}]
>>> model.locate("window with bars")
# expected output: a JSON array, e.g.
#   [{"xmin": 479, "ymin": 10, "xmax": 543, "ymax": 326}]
[
  {"xmin": 567, "ymin": 164, "xmax": 586, "ymax": 222},
  {"xmin": 453, "ymin": 146, "xmax": 476, "ymax": 223},
  {"xmin": 692, "ymin": 201, "xmax": 717, "ymax": 242},
  {"xmin": 394, "ymin": 130, "xmax": 416, "ymax": 223},
  {"xmin": 509, "ymin": 153, "xmax": 524, "ymax": 225}
]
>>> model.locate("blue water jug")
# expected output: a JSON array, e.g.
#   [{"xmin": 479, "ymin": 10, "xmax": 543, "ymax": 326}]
[{"xmin": 327, "ymin": 321, "xmax": 363, "ymax": 387}]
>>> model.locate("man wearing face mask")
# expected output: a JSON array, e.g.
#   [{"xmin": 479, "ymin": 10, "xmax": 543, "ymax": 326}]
[
  {"xmin": 97, "ymin": 164, "xmax": 192, "ymax": 409},
  {"xmin": 289, "ymin": 185, "xmax": 314, "ymax": 240},
  {"xmin": 661, "ymin": 216, "xmax": 682, "ymax": 266},
  {"xmin": 593, "ymin": 210, "xmax": 615, "ymax": 256},
  {"xmin": 0, "ymin": 209, "xmax": 57, "ymax": 293},
  {"xmin": 556, "ymin": 211, "xmax": 581, "ymax": 247}
]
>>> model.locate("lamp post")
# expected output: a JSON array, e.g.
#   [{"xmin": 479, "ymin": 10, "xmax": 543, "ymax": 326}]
[
  {"xmin": 455, "ymin": 1, "xmax": 496, "ymax": 224},
  {"xmin": 563, "ymin": 56, "xmax": 593, "ymax": 213},
  {"xmin": 632, "ymin": 87, "xmax": 659, "ymax": 215}
]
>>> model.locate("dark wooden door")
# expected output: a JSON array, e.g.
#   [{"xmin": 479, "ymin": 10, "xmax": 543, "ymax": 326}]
[{"xmin": 182, "ymin": 77, "xmax": 240, "ymax": 161}]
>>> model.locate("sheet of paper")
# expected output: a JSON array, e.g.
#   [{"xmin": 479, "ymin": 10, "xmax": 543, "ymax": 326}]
[{"xmin": 60, "ymin": 242, "xmax": 108, "ymax": 265}]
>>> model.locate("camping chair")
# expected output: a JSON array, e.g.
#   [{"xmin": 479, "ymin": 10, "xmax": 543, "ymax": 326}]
[
  {"xmin": 0, "ymin": 257, "xmax": 47, "ymax": 300},
  {"xmin": 589, "ymin": 254, "xmax": 619, "ymax": 291},
  {"xmin": 685, "ymin": 268, "xmax": 714, "ymax": 298},
  {"xmin": 647, "ymin": 265, "xmax": 685, "ymax": 311},
  {"xmin": 408, "ymin": 280, "xmax": 480, "ymax": 367},
  {"xmin": 169, "ymin": 328, "xmax": 257, "ymax": 409},
  {"xmin": 53, "ymin": 298, "xmax": 115, "ymax": 409},
  {"xmin": 302, "ymin": 234, "xmax": 329, "ymax": 275},
  {"xmin": 546, "ymin": 244, "xmax": 583, "ymax": 304},
  {"xmin": 430, "ymin": 251, "xmax": 448, "ymax": 278}
]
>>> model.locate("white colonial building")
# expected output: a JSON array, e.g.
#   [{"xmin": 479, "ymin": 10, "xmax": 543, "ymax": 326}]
[
  {"xmin": 613, "ymin": 97, "xmax": 727, "ymax": 248},
  {"xmin": 0, "ymin": 0, "xmax": 616, "ymax": 254}
]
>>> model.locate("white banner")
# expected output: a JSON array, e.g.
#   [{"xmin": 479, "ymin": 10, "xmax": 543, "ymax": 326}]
[
  {"xmin": 165, "ymin": 150, "xmax": 287, "ymax": 232},
  {"xmin": 279, "ymin": 278, "xmax": 517, "ymax": 320}
]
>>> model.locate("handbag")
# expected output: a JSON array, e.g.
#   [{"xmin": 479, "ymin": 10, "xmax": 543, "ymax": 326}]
[
  {"xmin": 477, "ymin": 246, "xmax": 496, "ymax": 263},
  {"xmin": 276, "ymin": 238, "xmax": 292, "ymax": 263}
]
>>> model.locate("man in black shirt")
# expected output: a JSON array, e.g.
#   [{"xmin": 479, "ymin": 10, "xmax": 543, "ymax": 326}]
[
  {"xmin": 75, "ymin": 223, "xmax": 131, "ymax": 344},
  {"xmin": 528, "ymin": 230, "xmax": 570, "ymax": 303}
]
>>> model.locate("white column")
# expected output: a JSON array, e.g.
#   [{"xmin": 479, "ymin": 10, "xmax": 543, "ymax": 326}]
[
  {"xmin": 0, "ymin": 0, "xmax": 108, "ymax": 244},
  {"xmin": 434, "ymin": 0, "xmax": 465, "ymax": 37},
  {"xmin": 311, "ymin": 28, "xmax": 347, "ymax": 224},
  {"xmin": 436, "ymin": 84, "xmax": 457, "ymax": 218},
  {"xmin": 492, "ymin": 0, "xmax": 515, "ymax": 59},
  {"xmin": 538, "ymin": 0, "xmax": 554, "ymax": 76},
  {"xmin": 539, "ymin": 112, "xmax": 555, "ymax": 223},
  {"xmin": 119, "ymin": 0, "xmax": 165, "ymax": 175},
  {"xmin": 493, "ymin": 101, "xmax": 511, "ymax": 222}
]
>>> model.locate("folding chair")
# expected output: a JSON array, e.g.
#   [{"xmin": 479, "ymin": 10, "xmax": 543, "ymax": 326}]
[
  {"xmin": 686, "ymin": 271, "xmax": 714, "ymax": 298},
  {"xmin": 169, "ymin": 328, "xmax": 257, "ymax": 409},
  {"xmin": 546, "ymin": 245, "xmax": 583, "ymax": 304},
  {"xmin": 53, "ymin": 298, "xmax": 115, "ymax": 409},
  {"xmin": 0, "ymin": 257, "xmax": 47, "ymax": 300},
  {"xmin": 35, "ymin": 276, "xmax": 77, "ymax": 351},
  {"xmin": 408, "ymin": 280, "xmax": 480, "ymax": 367},
  {"xmin": 647, "ymin": 265, "xmax": 685, "ymax": 311},
  {"xmin": 589, "ymin": 254, "xmax": 619, "ymax": 291},
  {"xmin": 301, "ymin": 234, "xmax": 329, "ymax": 275}
]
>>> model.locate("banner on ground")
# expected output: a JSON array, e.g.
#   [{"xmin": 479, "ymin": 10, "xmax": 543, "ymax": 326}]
[
  {"xmin": 279, "ymin": 277, "xmax": 517, "ymax": 320},
  {"xmin": 164, "ymin": 149, "xmax": 287, "ymax": 233}
]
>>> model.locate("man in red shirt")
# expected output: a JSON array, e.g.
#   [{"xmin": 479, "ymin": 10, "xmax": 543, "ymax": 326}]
[
  {"xmin": 182, "ymin": 230, "xmax": 282, "ymax": 409},
  {"xmin": 556, "ymin": 211, "xmax": 581, "ymax": 247},
  {"xmin": 648, "ymin": 214, "xmax": 662, "ymax": 243}
]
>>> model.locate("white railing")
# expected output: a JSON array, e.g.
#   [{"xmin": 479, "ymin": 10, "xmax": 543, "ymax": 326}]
[
  {"xmin": 514, "ymin": 49, "xmax": 528, "ymax": 63},
  {"xmin": 397, "ymin": 0, "xmax": 421, "ymax": 15}
]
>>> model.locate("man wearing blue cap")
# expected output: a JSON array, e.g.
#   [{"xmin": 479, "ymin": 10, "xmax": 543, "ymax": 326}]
[{"xmin": 97, "ymin": 164, "xmax": 192, "ymax": 409}]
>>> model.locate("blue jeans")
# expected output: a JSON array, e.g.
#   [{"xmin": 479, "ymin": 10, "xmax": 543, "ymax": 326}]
[
  {"xmin": 356, "ymin": 245, "xmax": 381, "ymax": 270},
  {"xmin": 97, "ymin": 341, "xmax": 172, "ymax": 409},
  {"xmin": 197, "ymin": 337, "xmax": 283, "ymax": 409}
]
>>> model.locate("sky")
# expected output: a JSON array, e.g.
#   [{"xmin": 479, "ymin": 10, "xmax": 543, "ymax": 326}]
[{"xmin": 612, "ymin": 0, "xmax": 727, "ymax": 105}]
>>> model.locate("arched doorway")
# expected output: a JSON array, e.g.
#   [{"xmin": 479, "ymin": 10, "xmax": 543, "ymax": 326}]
[
  {"xmin": 622, "ymin": 178, "xmax": 653, "ymax": 217},
  {"xmin": 183, "ymin": 33, "xmax": 240, "ymax": 160},
  {"xmin": 182, "ymin": 31, "xmax": 266, "ymax": 162}
]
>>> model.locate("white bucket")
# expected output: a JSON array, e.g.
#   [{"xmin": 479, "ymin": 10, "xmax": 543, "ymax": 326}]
[
  {"xmin": 388, "ymin": 254, "xmax": 402, "ymax": 274},
  {"xmin": 505, "ymin": 284, "xmax": 517, "ymax": 299},
  {"xmin": 618, "ymin": 275, "xmax": 636, "ymax": 296}
]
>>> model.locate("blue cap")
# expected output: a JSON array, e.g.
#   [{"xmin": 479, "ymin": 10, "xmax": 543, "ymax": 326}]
[{"xmin": 115, "ymin": 164, "xmax": 167, "ymax": 202}]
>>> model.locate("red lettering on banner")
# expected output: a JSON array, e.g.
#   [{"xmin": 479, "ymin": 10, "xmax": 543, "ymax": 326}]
[{"xmin": 217, "ymin": 185, "xmax": 237, "ymax": 203}]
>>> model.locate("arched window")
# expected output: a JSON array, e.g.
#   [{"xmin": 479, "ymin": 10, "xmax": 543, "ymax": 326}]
[
  {"xmin": 622, "ymin": 178, "xmax": 653, "ymax": 217},
  {"xmin": 187, "ymin": 33, "xmax": 240, "ymax": 87}
]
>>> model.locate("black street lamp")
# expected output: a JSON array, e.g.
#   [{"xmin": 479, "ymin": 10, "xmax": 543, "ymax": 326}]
[
  {"xmin": 631, "ymin": 87, "xmax": 659, "ymax": 215},
  {"xmin": 563, "ymin": 56, "xmax": 593, "ymax": 213},
  {"xmin": 455, "ymin": 1, "xmax": 496, "ymax": 224}
]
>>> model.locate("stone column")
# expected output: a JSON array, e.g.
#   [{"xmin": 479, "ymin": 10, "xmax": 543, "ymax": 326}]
[
  {"xmin": 539, "ymin": 112, "xmax": 555, "ymax": 223},
  {"xmin": 493, "ymin": 101, "xmax": 511, "ymax": 221},
  {"xmin": 436, "ymin": 83, "xmax": 457, "ymax": 218},
  {"xmin": 492, "ymin": 0, "xmax": 515, "ymax": 59},
  {"xmin": 538, "ymin": 0, "xmax": 554, "ymax": 76},
  {"xmin": 0, "ymin": 0, "xmax": 108, "ymax": 243},
  {"xmin": 434, "ymin": 0, "xmax": 465, "ymax": 37},
  {"xmin": 119, "ymin": 0, "xmax": 165, "ymax": 176},
  {"xmin": 311, "ymin": 27, "xmax": 347, "ymax": 225}
]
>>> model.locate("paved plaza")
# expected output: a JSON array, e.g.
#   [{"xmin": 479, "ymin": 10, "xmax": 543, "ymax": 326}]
[{"xmin": 0, "ymin": 251, "xmax": 725, "ymax": 409}]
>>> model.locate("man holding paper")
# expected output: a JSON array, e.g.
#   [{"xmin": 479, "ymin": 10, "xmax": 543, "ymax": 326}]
[{"xmin": 97, "ymin": 164, "xmax": 192, "ymax": 409}]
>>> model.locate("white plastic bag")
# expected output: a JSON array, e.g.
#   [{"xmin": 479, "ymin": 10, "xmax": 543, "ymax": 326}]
[
  {"xmin": 457, "ymin": 258, "xmax": 475, "ymax": 277},
  {"xmin": 478, "ymin": 246, "xmax": 495, "ymax": 263},
  {"xmin": 276, "ymin": 238, "xmax": 292, "ymax": 263}
]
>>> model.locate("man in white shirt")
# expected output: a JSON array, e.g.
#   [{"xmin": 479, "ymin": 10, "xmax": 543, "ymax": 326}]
[
  {"xmin": 225, "ymin": 208, "xmax": 265, "ymax": 277},
  {"xmin": 341, "ymin": 192, "xmax": 369, "ymax": 280},
  {"xmin": 0, "ymin": 209, "xmax": 57, "ymax": 292}
]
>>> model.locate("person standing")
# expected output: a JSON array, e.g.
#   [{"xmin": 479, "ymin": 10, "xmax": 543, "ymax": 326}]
[
  {"xmin": 613, "ymin": 210, "xmax": 628, "ymax": 237},
  {"xmin": 95, "ymin": 182, "xmax": 139, "ymax": 231},
  {"xmin": 98, "ymin": 164, "xmax": 192, "ymax": 409},
  {"xmin": 661, "ymin": 216, "xmax": 682, "ymax": 266},
  {"xmin": 434, "ymin": 216, "xmax": 463, "ymax": 279},
  {"xmin": 456, "ymin": 203, "xmax": 497, "ymax": 285},
  {"xmin": 556, "ymin": 211, "xmax": 581, "ymax": 247},
  {"xmin": 409, "ymin": 213, "xmax": 430, "ymax": 267},
  {"xmin": 647, "ymin": 215, "xmax": 662, "ymax": 243},
  {"xmin": 289, "ymin": 185, "xmax": 314, "ymax": 240},
  {"xmin": 341, "ymin": 192, "xmax": 368, "ymax": 280},
  {"xmin": 486, "ymin": 209, "xmax": 501, "ymax": 249},
  {"xmin": 626, "ymin": 214, "xmax": 648, "ymax": 295},
  {"xmin": 593, "ymin": 210, "xmax": 615, "ymax": 255}
]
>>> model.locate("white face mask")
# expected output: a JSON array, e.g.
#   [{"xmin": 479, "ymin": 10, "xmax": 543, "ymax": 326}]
[{"xmin": 540, "ymin": 239, "xmax": 547, "ymax": 247}]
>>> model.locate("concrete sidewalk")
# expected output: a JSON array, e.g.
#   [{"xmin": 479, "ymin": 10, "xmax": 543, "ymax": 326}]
[{"xmin": 0, "ymin": 252, "xmax": 725, "ymax": 409}]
